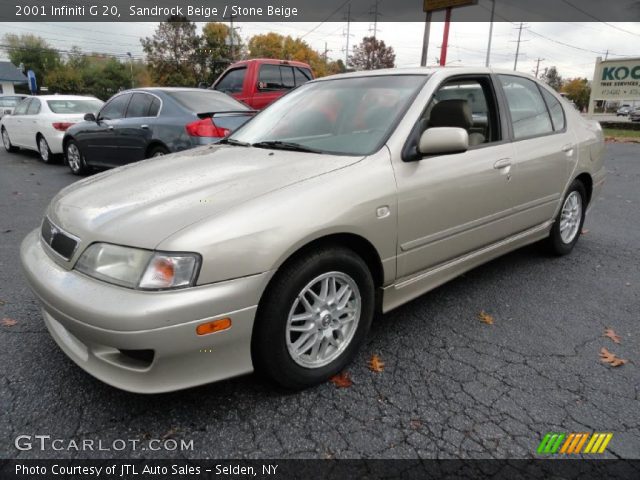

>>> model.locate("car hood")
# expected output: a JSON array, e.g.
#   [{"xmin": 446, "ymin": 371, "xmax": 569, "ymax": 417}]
[{"xmin": 48, "ymin": 145, "xmax": 362, "ymax": 249}]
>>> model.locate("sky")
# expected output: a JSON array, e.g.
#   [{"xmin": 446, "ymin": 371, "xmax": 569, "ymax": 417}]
[{"xmin": 0, "ymin": 19, "xmax": 639, "ymax": 79}]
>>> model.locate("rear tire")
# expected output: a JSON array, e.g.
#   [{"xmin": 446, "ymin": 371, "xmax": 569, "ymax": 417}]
[
  {"xmin": 65, "ymin": 140, "xmax": 90, "ymax": 175},
  {"xmin": 147, "ymin": 145, "xmax": 169, "ymax": 158},
  {"xmin": 37, "ymin": 135, "xmax": 55, "ymax": 163},
  {"xmin": 546, "ymin": 180, "xmax": 587, "ymax": 256},
  {"xmin": 2, "ymin": 127, "xmax": 18, "ymax": 152},
  {"xmin": 252, "ymin": 247, "xmax": 375, "ymax": 390}
]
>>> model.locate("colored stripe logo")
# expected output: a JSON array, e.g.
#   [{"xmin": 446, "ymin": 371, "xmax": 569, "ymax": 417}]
[{"xmin": 537, "ymin": 433, "xmax": 613, "ymax": 454}]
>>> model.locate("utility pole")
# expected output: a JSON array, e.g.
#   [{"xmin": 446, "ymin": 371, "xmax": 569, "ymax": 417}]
[
  {"xmin": 323, "ymin": 42, "xmax": 331, "ymax": 66},
  {"xmin": 513, "ymin": 22, "xmax": 524, "ymax": 71},
  {"xmin": 370, "ymin": 0, "xmax": 379, "ymax": 41},
  {"xmin": 344, "ymin": 4, "xmax": 352, "ymax": 67},
  {"xmin": 126, "ymin": 52, "xmax": 133, "ymax": 88},
  {"xmin": 420, "ymin": 11, "xmax": 433, "ymax": 67},
  {"xmin": 534, "ymin": 57, "xmax": 545, "ymax": 77},
  {"xmin": 604, "ymin": 49, "xmax": 609, "ymax": 60},
  {"xmin": 485, "ymin": 0, "xmax": 495, "ymax": 67}
]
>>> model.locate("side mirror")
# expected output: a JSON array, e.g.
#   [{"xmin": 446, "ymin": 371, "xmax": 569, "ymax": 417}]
[
  {"xmin": 84, "ymin": 113, "xmax": 96, "ymax": 122},
  {"xmin": 418, "ymin": 127, "xmax": 469, "ymax": 156},
  {"xmin": 197, "ymin": 82, "xmax": 208, "ymax": 89},
  {"xmin": 3, "ymin": 109, "xmax": 11, "ymax": 115}
]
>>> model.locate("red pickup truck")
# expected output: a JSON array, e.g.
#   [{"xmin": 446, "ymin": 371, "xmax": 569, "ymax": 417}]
[{"xmin": 211, "ymin": 59, "xmax": 314, "ymax": 110}]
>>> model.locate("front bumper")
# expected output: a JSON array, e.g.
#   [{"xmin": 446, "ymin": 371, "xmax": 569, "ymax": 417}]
[{"xmin": 20, "ymin": 229, "xmax": 271, "ymax": 393}]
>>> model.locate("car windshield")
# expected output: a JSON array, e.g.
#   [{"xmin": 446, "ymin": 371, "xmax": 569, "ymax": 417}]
[
  {"xmin": 47, "ymin": 99, "xmax": 104, "ymax": 114},
  {"xmin": 228, "ymin": 75, "xmax": 428, "ymax": 156}
]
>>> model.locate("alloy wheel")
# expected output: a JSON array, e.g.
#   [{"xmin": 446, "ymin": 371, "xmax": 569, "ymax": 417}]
[{"xmin": 559, "ymin": 191, "xmax": 582, "ymax": 244}]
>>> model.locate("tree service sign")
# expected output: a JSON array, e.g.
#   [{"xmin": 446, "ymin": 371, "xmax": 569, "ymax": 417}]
[{"xmin": 590, "ymin": 57, "xmax": 640, "ymax": 102}]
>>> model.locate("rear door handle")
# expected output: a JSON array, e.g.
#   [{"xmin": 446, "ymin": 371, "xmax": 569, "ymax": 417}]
[
  {"xmin": 561, "ymin": 143, "xmax": 575, "ymax": 153},
  {"xmin": 140, "ymin": 124, "xmax": 149, "ymax": 129},
  {"xmin": 493, "ymin": 158, "xmax": 512, "ymax": 169},
  {"xmin": 107, "ymin": 125, "xmax": 114, "ymax": 130}
]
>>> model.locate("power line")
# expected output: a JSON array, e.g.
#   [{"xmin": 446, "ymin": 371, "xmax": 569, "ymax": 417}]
[
  {"xmin": 299, "ymin": 0, "xmax": 352, "ymax": 40},
  {"xmin": 560, "ymin": 0, "xmax": 640, "ymax": 39}
]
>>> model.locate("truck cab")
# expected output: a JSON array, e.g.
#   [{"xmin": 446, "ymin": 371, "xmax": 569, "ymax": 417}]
[{"xmin": 211, "ymin": 59, "xmax": 314, "ymax": 110}]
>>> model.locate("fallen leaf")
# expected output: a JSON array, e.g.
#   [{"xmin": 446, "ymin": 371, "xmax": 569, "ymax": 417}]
[
  {"xmin": 478, "ymin": 311, "xmax": 494, "ymax": 325},
  {"xmin": 329, "ymin": 371, "xmax": 352, "ymax": 388},
  {"xmin": 0, "ymin": 299, "xmax": 6, "ymax": 306},
  {"xmin": 410, "ymin": 419, "xmax": 422, "ymax": 430},
  {"xmin": 603, "ymin": 328, "xmax": 621, "ymax": 344},
  {"xmin": 599, "ymin": 347, "xmax": 628, "ymax": 367},
  {"xmin": 1, "ymin": 317, "xmax": 17, "ymax": 327},
  {"xmin": 581, "ymin": 228, "xmax": 590, "ymax": 235},
  {"xmin": 368, "ymin": 354, "xmax": 385, "ymax": 373}
]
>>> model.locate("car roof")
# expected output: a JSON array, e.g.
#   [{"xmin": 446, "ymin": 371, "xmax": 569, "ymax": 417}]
[
  {"xmin": 227, "ymin": 58, "xmax": 311, "ymax": 68},
  {"xmin": 122, "ymin": 87, "xmax": 229, "ymax": 94},
  {"xmin": 313, "ymin": 66, "xmax": 541, "ymax": 82}
]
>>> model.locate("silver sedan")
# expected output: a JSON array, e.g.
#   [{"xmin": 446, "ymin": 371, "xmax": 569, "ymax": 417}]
[{"xmin": 21, "ymin": 68, "xmax": 605, "ymax": 393}]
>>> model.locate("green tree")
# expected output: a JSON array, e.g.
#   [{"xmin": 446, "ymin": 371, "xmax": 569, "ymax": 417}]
[
  {"xmin": 141, "ymin": 15, "xmax": 203, "ymax": 87},
  {"xmin": 562, "ymin": 78, "xmax": 591, "ymax": 111},
  {"xmin": 541, "ymin": 66, "xmax": 563, "ymax": 91},
  {"xmin": 2, "ymin": 33, "xmax": 60, "ymax": 92},
  {"xmin": 349, "ymin": 36, "xmax": 395, "ymax": 71},
  {"xmin": 201, "ymin": 22, "xmax": 242, "ymax": 83}
]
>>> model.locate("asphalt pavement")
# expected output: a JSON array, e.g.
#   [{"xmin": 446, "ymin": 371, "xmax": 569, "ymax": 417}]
[{"xmin": 0, "ymin": 145, "xmax": 638, "ymax": 459}]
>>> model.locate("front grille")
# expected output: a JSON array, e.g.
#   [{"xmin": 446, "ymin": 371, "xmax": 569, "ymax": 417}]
[{"xmin": 41, "ymin": 217, "xmax": 78, "ymax": 260}]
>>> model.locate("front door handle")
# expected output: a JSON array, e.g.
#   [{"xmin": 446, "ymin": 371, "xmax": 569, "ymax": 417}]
[
  {"xmin": 493, "ymin": 158, "xmax": 512, "ymax": 169},
  {"xmin": 140, "ymin": 124, "xmax": 149, "ymax": 130},
  {"xmin": 107, "ymin": 125, "xmax": 114, "ymax": 130},
  {"xmin": 561, "ymin": 143, "xmax": 575, "ymax": 153}
]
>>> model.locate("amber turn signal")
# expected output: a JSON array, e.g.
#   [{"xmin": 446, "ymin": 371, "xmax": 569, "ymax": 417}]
[{"xmin": 196, "ymin": 318, "xmax": 232, "ymax": 336}]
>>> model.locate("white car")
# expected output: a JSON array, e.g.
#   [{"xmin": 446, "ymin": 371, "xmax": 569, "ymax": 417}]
[{"xmin": 1, "ymin": 95, "xmax": 103, "ymax": 163}]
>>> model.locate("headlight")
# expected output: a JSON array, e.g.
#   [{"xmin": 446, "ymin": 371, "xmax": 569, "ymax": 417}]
[{"xmin": 75, "ymin": 243, "xmax": 200, "ymax": 290}]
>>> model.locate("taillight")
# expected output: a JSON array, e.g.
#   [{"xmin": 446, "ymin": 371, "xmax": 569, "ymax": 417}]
[
  {"xmin": 52, "ymin": 122, "xmax": 75, "ymax": 131},
  {"xmin": 185, "ymin": 118, "xmax": 229, "ymax": 138}
]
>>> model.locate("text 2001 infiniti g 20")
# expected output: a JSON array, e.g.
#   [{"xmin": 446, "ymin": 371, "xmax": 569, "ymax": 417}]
[{"xmin": 21, "ymin": 68, "xmax": 605, "ymax": 393}]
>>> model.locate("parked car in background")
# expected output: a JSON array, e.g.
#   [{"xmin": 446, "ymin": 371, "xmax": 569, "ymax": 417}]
[
  {"xmin": 63, "ymin": 88, "xmax": 255, "ymax": 175},
  {"xmin": 20, "ymin": 68, "xmax": 605, "ymax": 393},
  {"xmin": 212, "ymin": 59, "xmax": 313, "ymax": 110},
  {"xmin": 0, "ymin": 94, "xmax": 29, "ymax": 119},
  {"xmin": 1, "ymin": 95, "xmax": 103, "ymax": 163},
  {"xmin": 629, "ymin": 107, "xmax": 640, "ymax": 122},
  {"xmin": 616, "ymin": 105, "xmax": 632, "ymax": 116}
]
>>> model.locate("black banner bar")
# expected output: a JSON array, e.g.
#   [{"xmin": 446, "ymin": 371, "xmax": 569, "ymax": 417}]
[{"xmin": 2, "ymin": 0, "xmax": 640, "ymax": 22}]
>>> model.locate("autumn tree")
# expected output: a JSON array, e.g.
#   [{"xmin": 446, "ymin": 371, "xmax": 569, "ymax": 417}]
[
  {"xmin": 541, "ymin": 66, "xmax": 563, "ymax": 91},
  {"xmin": 141, "ymin": 15, "xmax": 204, "ymax": 87},
  {"xmin": 2, "ymin": 33, "xmax": 60, "ymax": 92},
  {"xmin": 562, "ymin": 78, "xmax": 591, "ymax": 111},
  {"xmin": 349, "ymin": 36, "xmax": 395, "ymax": 71}
]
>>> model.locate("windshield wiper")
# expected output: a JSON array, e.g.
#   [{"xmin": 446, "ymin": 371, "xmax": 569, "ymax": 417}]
[
  {"xmin": 251, "ymin": 140, "xmax": 324, "ymax": 154},
  {"xmin": 220, "ymin": 138, "xmax": 251, "ymax": 147}
]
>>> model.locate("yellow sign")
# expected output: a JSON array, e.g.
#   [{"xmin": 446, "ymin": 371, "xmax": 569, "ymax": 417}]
[{"xmin": 424, "ymin": 0, "xmax": 477, "ymax": 12}]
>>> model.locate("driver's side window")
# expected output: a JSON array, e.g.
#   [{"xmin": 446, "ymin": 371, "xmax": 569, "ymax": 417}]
[{"xmin": 404, "ymin": 76, "xmax": 501, "ymax": 161}]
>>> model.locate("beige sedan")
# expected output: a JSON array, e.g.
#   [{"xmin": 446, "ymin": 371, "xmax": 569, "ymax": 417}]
[{"xmin": 21, "ymin": 68, "xmax": 605, "ymax": 393}]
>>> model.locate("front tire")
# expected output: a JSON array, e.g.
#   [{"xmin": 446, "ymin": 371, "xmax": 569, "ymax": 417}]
[
  {"xmin": 147, "ymin": 145, "xmax": 169, "ymax": 158},
  {"xmin": 2, "ymin": 127, "xmax": 18, "ymax": 152},
  {"xmin": 252, "ymin": 247, "xmax": 375, "ymax": 390},
  {"xmin": 546, "ymin": 180, "xmax": 587, "ymax": 256},
  {"xmin": 65, "ymin": 140, "xmax": 90, "ymax": 175}
]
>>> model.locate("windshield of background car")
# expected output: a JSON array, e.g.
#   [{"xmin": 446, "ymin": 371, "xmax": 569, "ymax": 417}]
[
  {"xmin": 47, "ymin": 99, "xmax": 104, "ymax": 114},
  {"xmin": 167, "ymin": 90, "xmax": 249, "ymax": 113},
  {"xmin": 229, "ymin": 75, "xmax": 428, "ymax": 156}
]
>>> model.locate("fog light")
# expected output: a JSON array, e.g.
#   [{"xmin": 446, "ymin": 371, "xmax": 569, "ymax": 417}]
[{"xmin": 196, "ymin": 318, "xmax": 232, "ymax": 335}]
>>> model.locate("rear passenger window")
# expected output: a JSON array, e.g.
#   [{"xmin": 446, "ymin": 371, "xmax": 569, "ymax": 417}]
[
  {"xmin": 540, "ymin": 88, "xmax": 565, "ymax": 131},
  {"xmin": 499, "ymin": 75, "xmax": 553, "ymax": 140},
  {"xmin": 281, "ymin": 66, "xmax": 295, "ymax": 89},
  {"xmin": 27, "ymin": 98, "xmax": 40, "ymax": 115},
  {"xmin": 126, "ymin": 93, "xmax": 154, "ymax": 118},
  {"xmin": 258, "ymin": 65, "xmax": 283, "ymax": 90},
  {"xmin": 148, "ymin": 97, "xmax": 161, "ymax": 116}
]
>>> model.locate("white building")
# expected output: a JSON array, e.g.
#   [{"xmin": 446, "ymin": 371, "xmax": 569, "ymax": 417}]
[{"xmin": 0, "ymin": 61, "xmax": 27, "ymax": 95}]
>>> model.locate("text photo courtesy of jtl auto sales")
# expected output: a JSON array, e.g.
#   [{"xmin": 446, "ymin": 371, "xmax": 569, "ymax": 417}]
[{"xmin": 0, "ymin": 0, "xmax": 638, "ymax": 479}]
